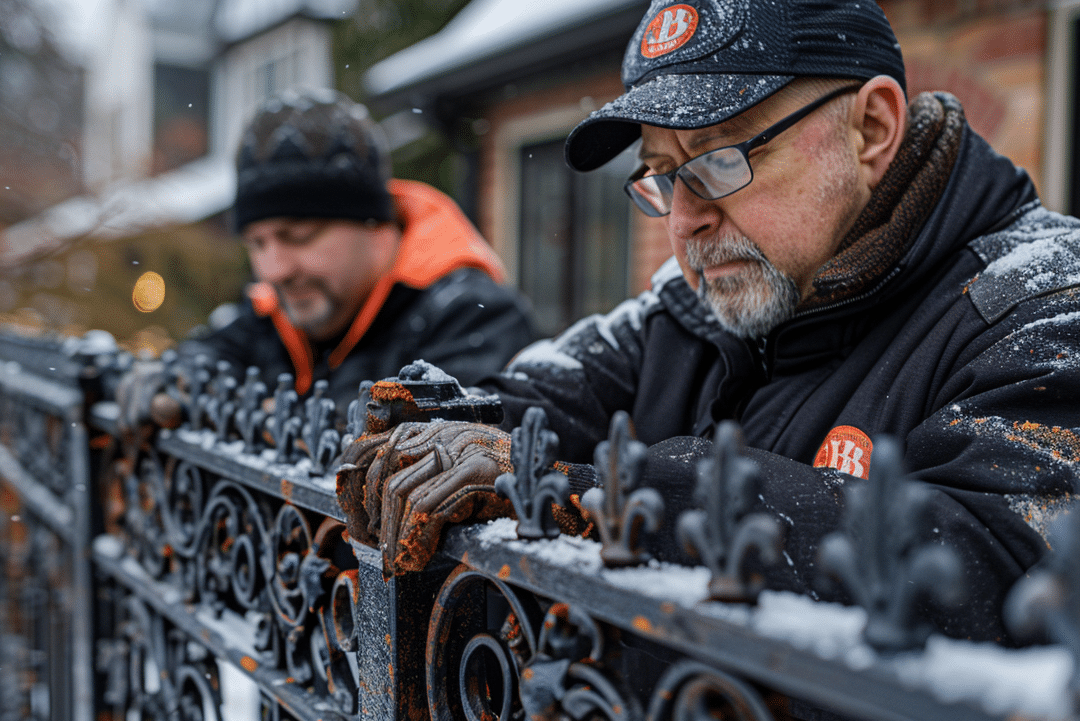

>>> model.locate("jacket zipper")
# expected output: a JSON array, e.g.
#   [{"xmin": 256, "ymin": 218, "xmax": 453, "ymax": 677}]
[{"xmin": 756, "ymin": 265, "xmax": 904, "ymax": 380}]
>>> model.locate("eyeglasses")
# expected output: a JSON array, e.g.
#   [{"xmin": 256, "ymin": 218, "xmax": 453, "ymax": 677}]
[{"xmin": 625, "ymin": 85, "xmax": 862, "ymax": 217}]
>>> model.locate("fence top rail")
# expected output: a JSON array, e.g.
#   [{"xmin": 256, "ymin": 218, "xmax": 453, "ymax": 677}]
[{"xmin": 443, "ymin": 519, "xmax": 1071, "ymax": 721}]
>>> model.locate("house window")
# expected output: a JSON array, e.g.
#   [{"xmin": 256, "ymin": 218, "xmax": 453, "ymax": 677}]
[
  {"xmin": 152, "ymin": 63, "xmax": 210, "ymax": 174},
  {"xmin": 518, "ymin": 138, "xmax": 636, "ymax": 336},
  {"xmin": 256, "ymin": 52, "xmax": 300, "ymax": 104}
]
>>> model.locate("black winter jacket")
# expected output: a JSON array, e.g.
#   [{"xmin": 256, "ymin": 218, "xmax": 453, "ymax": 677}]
[
  {"xmin": 483, "ymin": 119, "xmax": 1080, "ymax": 643},
  {"xmin": 188, "ymin": 267, "xmax": 535, "ymax": 415}
]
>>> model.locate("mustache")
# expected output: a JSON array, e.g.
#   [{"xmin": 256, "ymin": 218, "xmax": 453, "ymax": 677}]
[
  {"xmin": 276, "ymin": 276, "xmax": 331, "ymax": 296},
  {"xmin": 685, "ymin": 233, "xmax": 769, "ymax": 270}
]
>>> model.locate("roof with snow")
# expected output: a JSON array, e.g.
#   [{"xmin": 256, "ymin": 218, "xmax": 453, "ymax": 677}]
[
  {"xmin": 364, "ymin": 0, "xmax": 647, "ymax": 111},
  {"xmin": 213, "ymin": 0, "xmax": 357, "ymax": 44},
  {"xmin": 0, "ymin": 156, "xmax": 235, "ymax": 267}
]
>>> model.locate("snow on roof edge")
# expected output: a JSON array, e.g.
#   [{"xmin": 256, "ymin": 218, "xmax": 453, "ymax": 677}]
[
  {"xmin": 365, "ymin": 0, "xmax": 640, "ymax": 98},
  {"xmin": 1, "ymin": 155, "xmax": 236, "ymax": 267},
  {"xmin": 213, "ymin": 0, "xmax": 357, "ymax": 45}
]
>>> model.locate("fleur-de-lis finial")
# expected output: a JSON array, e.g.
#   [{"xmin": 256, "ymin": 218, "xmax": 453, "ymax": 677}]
[
  {"xmin": 205, "ymin": 360, "xmax": 238, "ymax": 442},
  {"xmin": 342, "ymin": 380, "xmax": 374, "ymax": 447},
  {"xmin": 817, "ymin": 436, "xmax": 965, "ymax": 651},
  {"xmin": 581, "ymin": 411, "xmax": 663, "ymax": 567},
  {"xmin": 677, "ymin": 421, "xmax": 783, "ymax": 604},
  {"xmin": 494, "ymin": 406, "xmax": 569, "ymax": 539},
  {"xmin": 235, "ymin": 367, "xmax": 268, "ymax": 453},
  {"xmin": 266, "ymin": 373, "xmax": 303, "ymax": 463},
  {"xmin": 181, "ymin": 354, "xmax": 213, "ymax": 431},
  {"xmin": 302, "ymin": 380, "xmax": 340, "ymax": 475},
  {"xmin": 1005, "ymin": 498, "xmax": 1080, "ymax": 708}
]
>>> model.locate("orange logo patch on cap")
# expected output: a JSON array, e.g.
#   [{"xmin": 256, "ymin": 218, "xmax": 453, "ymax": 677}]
[
  {"xmin": 813, "ymin": 426, "xmax": 873, "ymax": 480},
  {"xmin": 641, "ymin": 4, "xmax": 699, "ymax": 59}
]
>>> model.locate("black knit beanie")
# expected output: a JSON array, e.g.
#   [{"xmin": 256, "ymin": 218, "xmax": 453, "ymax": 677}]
[{"xmin": 232, "ymin": 89, "xmax": 394, "ymax": 233}]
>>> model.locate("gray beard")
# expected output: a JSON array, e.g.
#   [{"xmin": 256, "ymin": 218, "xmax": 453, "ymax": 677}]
[{"xmin": 686, "ymin": 234, "xmax": 800, "ymax": 339}]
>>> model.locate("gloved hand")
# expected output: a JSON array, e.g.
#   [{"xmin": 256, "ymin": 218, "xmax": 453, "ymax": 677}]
[
  {"xmin": 114, "ymin": 359, "xmax": 180, "ymax": 448},
  {"xmin": 336, "ymin": 421, "xmax": 514, "ymax": 575}
]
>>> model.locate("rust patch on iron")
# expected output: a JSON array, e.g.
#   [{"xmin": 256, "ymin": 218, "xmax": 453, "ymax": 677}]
[
  {"xmin": 280, "ymin": 479, "xmax": 293, "ymax": 501},
  {"xmin": 240, "ymin": 656, "xmax": 258, "ymax": 672},
  {"xmin": 632, "ymin": 616, "xmax": 652, "ymax": 633},
  {"xmin": 497, "ymin": 564, "xmax": 511, "ymax": 580}
]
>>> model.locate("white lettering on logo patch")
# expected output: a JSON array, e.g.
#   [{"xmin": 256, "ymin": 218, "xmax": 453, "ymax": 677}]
[
  {"xmin": 814, "ymin": 426, "xmax": 873, "ymax": 480},
  {"xmin": 641, "ymin": 4, "xmax": 700, "ymax": 59}
]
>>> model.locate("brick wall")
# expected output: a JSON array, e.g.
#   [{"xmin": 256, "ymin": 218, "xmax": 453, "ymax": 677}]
[{"xmin": 883, "ymin": 0, "xmax": 1048, "ymax": 192}]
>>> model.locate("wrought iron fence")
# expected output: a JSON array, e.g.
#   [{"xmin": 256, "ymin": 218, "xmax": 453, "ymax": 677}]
[{"xmin": 0, "ymin": 328, "xmax": 1077, "ymax": 721}]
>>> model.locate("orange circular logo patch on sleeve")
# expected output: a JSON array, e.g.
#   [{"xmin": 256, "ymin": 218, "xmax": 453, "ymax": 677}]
[
  {"xmin": 641, "ymin": 4, "xmax": 700, "ymax": 59},
  {"xmin": 813, "ymin": 426, "xmax": 873, "ymax": 480}
]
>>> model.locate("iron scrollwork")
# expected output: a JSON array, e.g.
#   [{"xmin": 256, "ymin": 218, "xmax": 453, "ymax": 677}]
[
  {"xmin": 99, "ymin": 594, "xmax": 223, "ymax": 721},
  {"xmin": 427, "ymin": 564, "xmax": 543, "ymax": 721},
  {"xmin": 109, "ymin": 443, "xmax": 361, "ymax": 717}
]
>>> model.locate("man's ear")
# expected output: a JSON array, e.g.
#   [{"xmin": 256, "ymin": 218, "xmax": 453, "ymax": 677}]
[{"xmin": 852, "ymin": 75, "xmax": 906, "ymax": 190}]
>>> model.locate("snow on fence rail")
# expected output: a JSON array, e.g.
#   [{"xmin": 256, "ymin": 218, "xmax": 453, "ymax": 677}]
[{"xmin": 0, "ymin": 328, "xmax": 1076, "ymax": 721}]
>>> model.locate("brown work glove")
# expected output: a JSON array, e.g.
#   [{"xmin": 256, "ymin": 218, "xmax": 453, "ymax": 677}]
[
  {"xmin": 336, "ymin": 422, "xmax": 514, "ymax": 576},
  {"xmin": 335, "ymin": 429, "xmax": 395, "ymax": 547},
  {"xmin": 114, "ymin": 360, "xmax": 181, "ymax": 449}
]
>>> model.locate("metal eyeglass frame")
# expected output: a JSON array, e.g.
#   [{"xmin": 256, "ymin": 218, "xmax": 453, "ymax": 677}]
[{"xmin": 624, "ymin": 84, "xmax": 862, "ymax": 217}]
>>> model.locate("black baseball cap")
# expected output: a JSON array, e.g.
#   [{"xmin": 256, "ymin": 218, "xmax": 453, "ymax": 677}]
[{"xmin": 565, "ymin": 0, "xmax": 906, "ymax": 172}]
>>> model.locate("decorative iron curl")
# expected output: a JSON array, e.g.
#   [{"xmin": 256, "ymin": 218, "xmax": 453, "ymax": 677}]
[
  {"xmin": 582, "ymin": 411, "xmax": 664, "ymax": 567},
  {"xmin": 195, "ymin": 480, "xmax": 274, "ymax": 616},
  {"xmin": 122, "ymin": 448, "xmax": 171, "ymax": 579},
  {"xmin": 646, "ymin": 660, "xmax": 774, "ymax": 721},
  {"xmin": 303, "ymin": 517, "xmax": 359, "ymax": 715},
  {"xmin": 427, "ymin": 564, "xmax": 543, "ymax": 721},
  {"xmin": 521, "ymin": 603, "xmax": 640, "ymax": 721},
  {"xmin": 816, "ymin": 436, "xmax": 965, "ymax": 651},
  {"xmin": 104, "ymin": 596, "xmax": 223, "ymax": 721}
]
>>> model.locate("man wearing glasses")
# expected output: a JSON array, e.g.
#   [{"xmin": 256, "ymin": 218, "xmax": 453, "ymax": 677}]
[{"xmin": 340, "ymin": 0, "xmax": 1080, "ymax": 642}]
